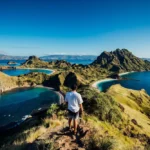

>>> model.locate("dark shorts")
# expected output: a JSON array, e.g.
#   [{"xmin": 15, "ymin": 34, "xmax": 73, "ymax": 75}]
[{"xmin": 68, "ymin": 110, "xmax": 79, "ymax": 120}]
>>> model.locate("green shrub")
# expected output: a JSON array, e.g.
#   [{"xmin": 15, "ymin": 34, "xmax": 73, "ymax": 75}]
[
  {"xmin": 107, "ymin": 108, "xmax": 122, "ymax": 123},
  {"xmin": 34, "ymin": 140, "xmax": 55, "ymax": 150},
  {"xmin": 145, "ymin": 144, "xmax": 150, "ymax": 150},
  {"xmin": 98, "ymin": 138, "xmax": 114, "ymax": 150},
  {"xmin": 85, "ymin": 136, "xmax": 114, "ymax": 150},
  {"xmin": 80, "ymin": 87, "xmax": 122, "ymax": 123},
  {"xmin": 47, "ymin": 104, "xmax": 59, "ymax": 116}
]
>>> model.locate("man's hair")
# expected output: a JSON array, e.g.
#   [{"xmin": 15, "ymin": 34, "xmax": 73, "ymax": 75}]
[{"xmin": 71, "ymin": 84, "xmax": 78, "ymax": 91}]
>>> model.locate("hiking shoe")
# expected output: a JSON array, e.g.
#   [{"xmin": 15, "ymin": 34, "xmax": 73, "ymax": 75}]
[
  {"xmin": 63, "ymin": 127, "xmax": 71, "ymax": 132},
  {"xmin": 72, "ymin": 133, "xmax": 76, "ymax": 140}
]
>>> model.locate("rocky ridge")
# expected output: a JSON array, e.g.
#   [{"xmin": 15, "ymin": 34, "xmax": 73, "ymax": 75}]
[{"xmin": 92, "ymin": 49, "xmax": 150, "ymax": 72}]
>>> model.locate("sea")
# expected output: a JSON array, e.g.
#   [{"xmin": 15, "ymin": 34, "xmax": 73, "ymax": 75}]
[
  {"xmin": 97, "ymin": 71, "xmax": 150, "ymax": 95},
  {"xmin": 0, "ymin": 59, "xmax": 93, "ymax": 67},
  {"xmin": 0, "ymin": 87, "xmax": 59, "ymax": 127}
]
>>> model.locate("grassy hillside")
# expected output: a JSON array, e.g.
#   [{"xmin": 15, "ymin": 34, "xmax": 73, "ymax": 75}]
[
  {"xmin": 107, "ymin": 84, "xmax": 150, "ymax": 137},
  {"xmin": 0, "ymin": 72, "xmax": 18, "ymax": 92}
]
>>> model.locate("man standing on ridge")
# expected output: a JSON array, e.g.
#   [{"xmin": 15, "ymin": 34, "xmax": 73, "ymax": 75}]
[{"xmin": 65, "ymin": 84, "xmax": 83, "ymax": 136}]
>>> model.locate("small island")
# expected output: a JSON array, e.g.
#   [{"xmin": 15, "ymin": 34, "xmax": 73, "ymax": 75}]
[{"xmin": 7, "ymin": 61, "xmax": 18, "ymax": 65}]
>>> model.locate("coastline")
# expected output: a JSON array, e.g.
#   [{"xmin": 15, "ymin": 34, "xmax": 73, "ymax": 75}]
[
  {"xmin": 119, "ymin": 71, "xmax": 135, "ymax": 76},
  {"xmin": 16, "ymin": 67, "xmax": 55, "ymax": 75},
  {"xmin": 1, "ymin": 85, "xmax": 64, "ymax": 105},
  {"xmin": 91, "ymin": 71, "xmax": 135, "ymax": 90},
  {"xmin": 91, "ymin": 78, "xmax": 117, "ymax": 89}
]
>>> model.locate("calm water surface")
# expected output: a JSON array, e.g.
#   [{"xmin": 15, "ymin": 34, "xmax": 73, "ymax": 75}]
[
  {"xmin": 97, "ymin": 72, "xmax": 150, "ymax": 95},
  {"xmin": 2, "ymin": 69, "xmax": 53, "ymax": 76},
  {"xmin": 0, "ymin": 87, "xmax": 59, "ymax": 126}
]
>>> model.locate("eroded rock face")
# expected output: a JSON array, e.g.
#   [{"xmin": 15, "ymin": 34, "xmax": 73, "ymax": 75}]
[
  {"xmin": 64, "ymin": 72, "xmax": 83, "ymax": 88},
  {"xmin": 45, "ymin": 73, "xmax": 66, "ymax": 90},
  {"xmin": 92, "ymin": 49, "xmax": 150, "ymax": 72},
  {"xmin": 49, "ymin": 60, "xmax": 72, "ymax": 69}
]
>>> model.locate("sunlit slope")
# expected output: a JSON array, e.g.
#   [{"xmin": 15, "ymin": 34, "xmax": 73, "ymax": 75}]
[
  {"xmin": 0, "ymin": 72, "xmax": 18, "ymax": 92},
  {"xmin": 107, "ymin": 84, "xmax": 150, "ymax": 136}
]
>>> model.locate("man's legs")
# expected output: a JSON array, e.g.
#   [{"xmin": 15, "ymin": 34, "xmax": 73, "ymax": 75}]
[
  {"xmin": 68, "ymin": 118, "xmax": 72, "ymax": 129},
  {"xmin": 73, "ymin": 119, "xmax": 78, "ymax": 133}
]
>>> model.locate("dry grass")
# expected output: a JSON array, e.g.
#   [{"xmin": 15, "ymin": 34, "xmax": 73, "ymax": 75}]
[
  {"xmin": 12, "ymin": 126, "xmax": 47, "ymax": 147},
  {"xmin": 26, "ymin": 126, "xmax": 47, "ymax": 143},
  {"xmin": 11, "ymin": 118, "xmax": 64, "ymax": 149},
  {"xmin": 43, "ymin": 117, "xmax": 62, "ymax": 128}
]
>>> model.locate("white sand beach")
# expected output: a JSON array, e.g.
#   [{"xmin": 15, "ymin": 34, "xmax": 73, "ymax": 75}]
[
  {"xmin": 92, "ymin": 71, "xmax": 135, "ymax": 89},
  {"xmin": 91, "ymin": 78, "xmax": 117, "ymax": 89},
  {"xmin": 17, "ymin": 68, "xmax": 55, "ymax": 75},
  {"xmin": 119, "ymin": 71, "xmax": 135, "ymax": 76}
]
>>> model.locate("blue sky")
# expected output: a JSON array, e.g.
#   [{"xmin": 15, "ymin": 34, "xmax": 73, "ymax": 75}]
[{"xmin": 0, "ymin": 0, "xmax": 150, "ymax": 57}]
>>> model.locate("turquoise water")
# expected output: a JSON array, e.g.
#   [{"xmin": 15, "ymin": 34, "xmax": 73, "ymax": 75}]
[
  {"xmin": 1, "ymin": 69, "xmax": 53, "ymax": 76},
  {"xmin": 0, "ymin": 87, "xmax": 59, "ymax": 126},
  {"xmin": 97, "ymin": 72, "xmax": 150, "ymax": 95}
]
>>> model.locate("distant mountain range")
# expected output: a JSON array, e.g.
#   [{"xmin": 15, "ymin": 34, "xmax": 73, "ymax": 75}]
[
  {"xmin": 0, "ymin": 54, "xmax": 97, "ymax": 60},
  {"xmin": 0, "ymin": 54, "xmax": 28, "ymax": 60},
  {"xmin": 0, "ymin": 53, "xmax": 150, "ymax": 63},
  {"xmin": 40, "ymin": 55, "xmax": 97, "ymax": 60}
]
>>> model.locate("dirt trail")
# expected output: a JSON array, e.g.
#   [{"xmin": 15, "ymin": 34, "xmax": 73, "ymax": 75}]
[{"xmin": 35, "ymin": 122, "xmax": 90, "ymax": 150}]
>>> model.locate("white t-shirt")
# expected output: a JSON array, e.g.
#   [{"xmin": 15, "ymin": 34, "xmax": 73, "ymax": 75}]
[{"xmin": 65, "ymin": 91, "xmax": 83, "ymax": 113}]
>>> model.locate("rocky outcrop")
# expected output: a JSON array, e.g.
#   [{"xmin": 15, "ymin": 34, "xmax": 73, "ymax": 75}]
[
  {"xmin": 20, "ymin": 56, "xmax": 49, "ymax": 68},
  {"xmin": 7, "ymin": 61, "xmax": 17, "ymax": 65},
  {"xmin": 64, "ymin": 72, "xmax": 85, "ymax": 88},
  {"xmin": 92, "ymin": 49, "xmax": 150, "ymax": 72},
  {"xmin": 45, "ymin": 72, "xmax": 66, "ymax": 90},
  {"xmin": 49, "ymin": 60, "xmax": 72, "ymax": 69}
]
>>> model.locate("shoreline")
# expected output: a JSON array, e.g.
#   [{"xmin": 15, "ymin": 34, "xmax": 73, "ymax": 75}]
[
  {"xmin": 1, "ymin": 66, "xmax": 55, "ymax": 75},
  {"xmin": 91, "ymin": 71, "xmax": 135, "ymax": 90},
  {"xmin": 16, "ymin": 67, "xmax": 55, "ymax": 75},
  {"xmin": 91, "ymin": 78, "xmax": 117, "ymax": 89},
  {"xmin": 119, "ymin": 71, "xmax": 135, "ymax": 76},
  {"xmin": 1, "ymin": 85, "xmax": 64, "ymax": 105}
]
